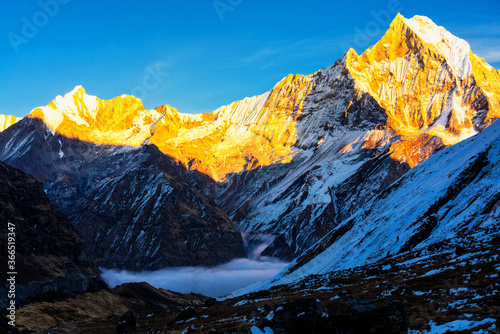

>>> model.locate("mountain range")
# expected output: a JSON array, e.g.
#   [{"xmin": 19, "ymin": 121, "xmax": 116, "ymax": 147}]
[
  {"xmin": 1, "ymin": 14, "xmax": 500, "ymax": 332},
  {"xmin": 238, "ymin": 107, "xmax": 500, "ymax": 292}
]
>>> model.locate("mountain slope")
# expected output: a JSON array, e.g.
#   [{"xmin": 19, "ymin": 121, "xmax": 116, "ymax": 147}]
[
  {"xmin": 245, "ymin": 111, "xmax": 500, "ymax": 290},
  {"xmin": 347, "ymin": 14, "xmax": 498, "ymax": 152},
  {"xmin": 216, "ymin": 14, "xmax": 500, "ymax": 257},
  {"xmin": 26, "ymin": 80, "xmax": 313, "ymax": 182},
  {"xmin": 71, "ymin": 144, "xmax": 246, "ymax": 270},
  {"xmin": 0, "ymin": 161, "xmax": 103, "ymax": 305},
  {"xmin": 0, "ymin": 118, "xmax": 246, "ymax": 270}
]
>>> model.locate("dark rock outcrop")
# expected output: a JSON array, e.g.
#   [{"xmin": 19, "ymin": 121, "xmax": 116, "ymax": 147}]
[
  {"xmin": 0, "ymin": 161, "xmax": 103, "ymax": 306},
  {"xmin": 70, "ymin": 144, "xmax": 246, "ymax": 270},
  {"xmin": 116, "ymin": 310, "xmax": 136, "ymax": 333}
]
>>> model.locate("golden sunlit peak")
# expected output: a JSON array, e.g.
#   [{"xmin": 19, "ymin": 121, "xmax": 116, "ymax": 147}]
[
  {"xmin": 0, "ymin": 115, "xmax": 22, "ymax": 132},
  {"xmin": 27, "ymin": 85, "xmax": 161, "ymax": 147},
  {"xmin": 386, "ymin": 12, "xmax": 407, "ymax": 29},
  {"xmin": 70, "ymin": 84, "xmax": 86, "ymax": 94},
  {"xmin": 344, "ymin": 13, "xmax": 500, "ymax": 167}
]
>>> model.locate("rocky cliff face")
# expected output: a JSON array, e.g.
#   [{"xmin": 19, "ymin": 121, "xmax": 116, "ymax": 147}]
[
  {"xmin": 71, "ymin": 144, "xmax": 246, "ymax": 270},
  {"xmin": 0, "ymin": 118, "xmax": 245, "ymax": 270},
  {"xmin": 248, "ymin": 112, "xmax": 500, "ymax": 290},
  {"xmin": 0, "ymin": 161, "xmax": 103, "ymax": 305}
]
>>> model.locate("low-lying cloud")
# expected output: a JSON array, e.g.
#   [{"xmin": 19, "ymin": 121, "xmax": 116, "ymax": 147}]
[{"xmin": 101, "ymin": 258, "xmax": 289, "ymax": 297}]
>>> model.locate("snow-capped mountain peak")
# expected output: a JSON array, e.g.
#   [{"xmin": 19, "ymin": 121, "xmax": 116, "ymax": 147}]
[
  {"xmin": 403, "ymin": 15, "xmax": 472, "ymax": 79},
  {"xmin": 27, "ymin": 85, "xmax": 166, "ymax": 146},
  {"xmin": 38, "ymin": 85, "xmax": 99, "ymax": 129}
]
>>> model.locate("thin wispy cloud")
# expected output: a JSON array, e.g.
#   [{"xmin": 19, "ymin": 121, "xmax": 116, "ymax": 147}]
[
  {"xmin": 450, "ymin": 22, "xmax": 500, "ymax": 38},
  {"xmin": 233, "ymin": 34, "xmax": 347, "ymax": 71},
  {"xmin": 238, "ymin": 26, "xmax": 500, "ymax": 70},
  {"xmin": 472, "ymin": 48, "xmax": 500, "ymax": 64},
  {"xmin": 447, "ymin": 22, "xmax": 500, "ymax": 66},
  {"xmin": 240, "ymin": 48, "xmax": 278, "ymax": 64},
  {"xmin": 465, "ymin": 38, "xmax": 500, "ymax": 65},
  {"xmin": 464, "ymin": 37, "xmax": 500, "ymax": 63}
]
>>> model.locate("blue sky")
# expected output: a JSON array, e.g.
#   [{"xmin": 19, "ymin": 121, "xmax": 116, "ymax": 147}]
[{"xmin": 1, "ymin": 0, "xmax": 499, "ymax": 117}]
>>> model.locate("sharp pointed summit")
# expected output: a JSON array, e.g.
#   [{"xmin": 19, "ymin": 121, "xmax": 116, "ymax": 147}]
[{"xmin": 342, "ymin": 14, "xmax": 500, "ymax": 167}]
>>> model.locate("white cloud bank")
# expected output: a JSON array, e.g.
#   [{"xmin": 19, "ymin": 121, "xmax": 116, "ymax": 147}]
[{"xmin": 100, "ymin": 258, "xmax": 288, "ymax": 297}]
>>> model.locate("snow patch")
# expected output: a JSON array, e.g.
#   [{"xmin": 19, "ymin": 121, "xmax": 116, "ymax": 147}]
[
  {"xmin": 250, "ymin": 326, "xmax": 274, "ymax": 334},
  {"xmin": 409, "ymin": 318, "xmax": 496, "ymax": 334},
  {"xmin": 404, "ymin": 15, "xmax": 473, "ymax": 79}
]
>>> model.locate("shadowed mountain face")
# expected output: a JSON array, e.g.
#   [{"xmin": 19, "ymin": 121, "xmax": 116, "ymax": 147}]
[
  {"xmin": 0, "ymin": 14, "xmax": 500, "ymax": 267},
  {"xmin": 0, "ymin": 118, "xmax": 245, "ymax": 270},
  {"xmin": 70, "ymin": 144, "xmax": 246, "ymax": 270},
  {"xmin": 0, "ymin": 160, "xmax": 103, "ymax": 304}
]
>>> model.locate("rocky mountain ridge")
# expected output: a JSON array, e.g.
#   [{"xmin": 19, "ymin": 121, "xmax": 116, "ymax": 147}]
[
  {"xmin": 216, "ymin": 13, "xmax": 500, "ymax": 256},
  {"xmin": 240, "ymin": 105, "xmax": 500, "ymax": 292},
  {"xmin": 0, "ymin": 118, "xmax": 246, "ymax": 270}
]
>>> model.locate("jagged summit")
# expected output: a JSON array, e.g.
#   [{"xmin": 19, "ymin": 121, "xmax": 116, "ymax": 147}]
[
  {"xmin": 342, "ymin": 13, "xmax": 499, "ymax": 167},
  {"xmin": 27, "ymin": 85, "xmax": 164, "ymax": 146}
]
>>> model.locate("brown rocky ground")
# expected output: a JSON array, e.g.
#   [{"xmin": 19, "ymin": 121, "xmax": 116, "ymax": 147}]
[{"xmin": 8, "ymin": 229, "xmax": 500, "ymax": 334}]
